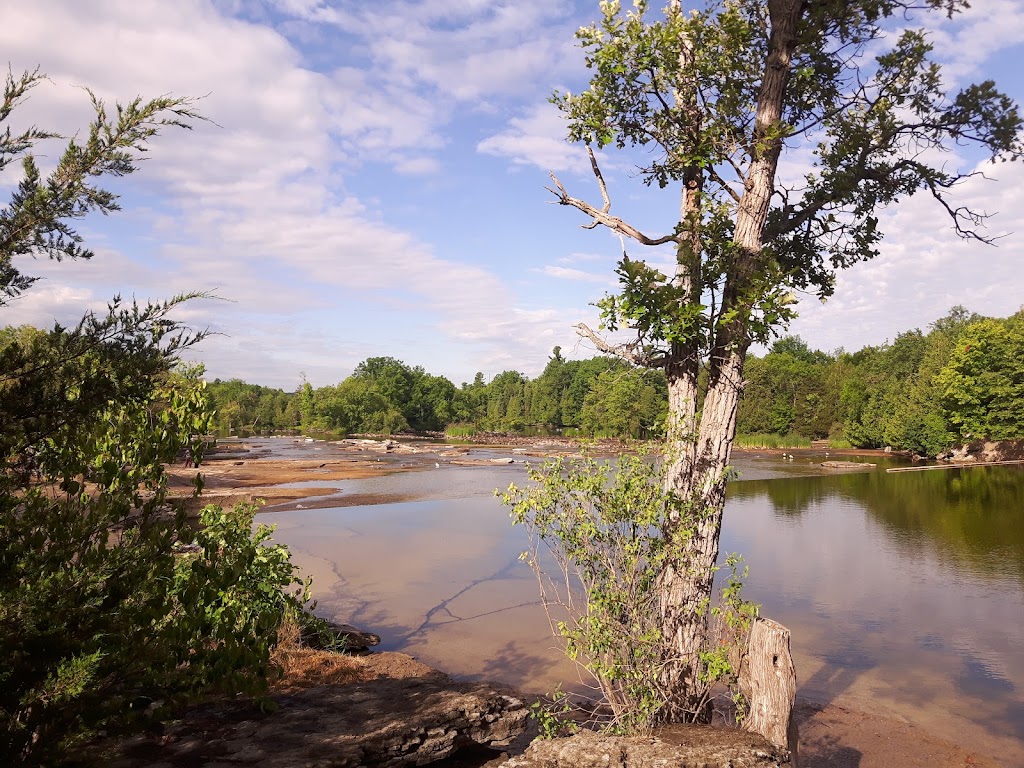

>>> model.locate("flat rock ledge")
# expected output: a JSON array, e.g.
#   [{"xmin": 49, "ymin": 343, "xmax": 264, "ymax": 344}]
[
  {"xmin": 504, "ymin": 727, "xmax": 791, "ymax": 768},
  {"xmin": 111, "ymin": 675, "xmax": 529, "ymax": 768}
]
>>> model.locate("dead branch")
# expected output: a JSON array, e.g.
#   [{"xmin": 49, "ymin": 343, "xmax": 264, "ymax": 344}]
[
  {"xmin": 547, "ymin": 152, "xmax": 679, "ymax": 246},
  {"xmin": 581, "ymin": 147, "xmax": 612, "ymax": 230},
  {"xmin": 574, "ymin": 322, "xmax": 664, "ymax": 368}
]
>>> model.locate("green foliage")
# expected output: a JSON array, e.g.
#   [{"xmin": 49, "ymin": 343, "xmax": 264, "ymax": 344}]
[
  {"xmin": 936, "ymin": 311, "xmax": 1024, "ymax": 440},
  {"xmin": 214, "ymin": 303, "xmax": 1023, "ymax": 451},
  {"xmin": 168, "ymin": 502, "xmax": 308, "ymax": 697},
  {"xmin": 206, "ymin": 379, "xmax": 299, "ymax": 435},
  {"xmin": 529, "ymin": 688, "xmax": 577, "ymax": 740},
  {"xmin": 732, "ymin": 307, "xmax": 1024, "ymax": 455},
  {"xmin": 0, "ymin": 72, "xmax": 308, "ymax": 765},
  {"xmin": 1, "ymin": 324, "xmax": 204, "ymax": 762},
  {"xmin": 0, "ymin": 69, "xmax": 203, "ymax": 304},
  {"xmin": 444, "ymin": 422, "xmax": 479, "ymax": 439},
  {"xmin": 501, "ymin": 453, "xmax": 756, "ymax": 734},
  {"xmin": 736, "ymin": 337, "xmax": 836, "ymax": 439},
  {"xmin": 0, "ymin": 317, "xmax": 310, "ymax": 764},
  {"xmin": 291, "ymin": 352, "xmax": 658, "ymax": 438},
  {"xmin": 579, "ymin": 368, "xmax": 667, "ymax": 438}
]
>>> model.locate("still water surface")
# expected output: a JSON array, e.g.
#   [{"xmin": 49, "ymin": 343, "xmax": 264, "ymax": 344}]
[{"xmin": 254, "ymin": 441, "xmax": 1023, "ymax": 764}]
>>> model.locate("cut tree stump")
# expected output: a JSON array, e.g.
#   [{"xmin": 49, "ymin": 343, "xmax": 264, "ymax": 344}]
[{"xmin": 739, "ymin": 617, "xmax": 799, "ymax": 766}]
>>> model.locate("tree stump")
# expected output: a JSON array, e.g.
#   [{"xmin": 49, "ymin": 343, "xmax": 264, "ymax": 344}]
[{"xmin": 739, "ymin": 617, "xmax": 798, "ymax": 765}]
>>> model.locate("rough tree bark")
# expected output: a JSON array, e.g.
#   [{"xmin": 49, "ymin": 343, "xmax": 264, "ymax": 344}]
[
  {"xmin": 654, "ymin": 0, "xmax": 805, "ymax": 722},
  {"xmin": 740, "ymin": 618, "xmax": 799, "ymax": 764}
]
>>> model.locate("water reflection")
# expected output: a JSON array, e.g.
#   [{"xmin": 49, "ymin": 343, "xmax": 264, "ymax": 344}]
[
  {"xmin": 258, "ymin": 452, "xmax": 1024, "ymax": 765},
  {"xmin": 721, "ymin": 467, "xmax": 1024, "ymax": 762},
  {"xmin": 729, "ymin": 465, "xmax": 1024, "ymax": 583}
]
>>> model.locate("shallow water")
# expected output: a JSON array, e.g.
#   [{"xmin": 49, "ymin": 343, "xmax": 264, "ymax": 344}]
[{"xmin": 253, "ymin": 441, "xmax": 1024, "ymax": 765}]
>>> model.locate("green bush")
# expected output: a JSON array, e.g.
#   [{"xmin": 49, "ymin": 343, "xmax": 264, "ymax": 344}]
[
  {"xmin": 0, "ymin": 71, "xmax": 312, "ymax": 765},
  {"xmin": 0, "ymin": 323, "xmax": 308, "ymax": 765},
  {"xmin": 500, "ymin": 452, "xmax": 756, "ymax": 735}
]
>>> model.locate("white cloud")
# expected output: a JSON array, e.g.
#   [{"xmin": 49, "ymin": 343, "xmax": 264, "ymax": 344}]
[
  {"xmin": 787, "ymin": 159, "xmax": 1024, "ymax": 353},
  {"xmin": 924, "ymin": 0, "xmax": 1024, "ymax": 83},
  {"xmin": 535, "ymin": 265, "xmax": 611, "ymax": 284},
  {"xmin": 392, "ymin": 156, "xmax": 442, "ymax": 176},
  {"xmin": 0, "ymin": 0, "xmax": 596, "ymax": 388},
  {"xmin": 477, "ymin": 101, "xmax": 588, "ymax": 173}
]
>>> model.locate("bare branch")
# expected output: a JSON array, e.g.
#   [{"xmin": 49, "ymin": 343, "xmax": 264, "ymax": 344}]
[
  {"xmin": 574, "ymin": 322, "xmax": 665, "ymax": 368},
  {"xmin": 581, "ymin": 146, "xmax": 612, "ymax": 230},
  {"xmin": 926, "ymin": 177, "xmax": 997, "ymax": 242},
  {"xmin": 547, "ymin": 174, "xmax": 679, "ymax": 246},
  {"xmin": 706, "ymin": 166, "xmax": 742, "ymax": 204},
  {"xmin": 724, "ymin": 152, "xmax": 747, "ymax": 183}
]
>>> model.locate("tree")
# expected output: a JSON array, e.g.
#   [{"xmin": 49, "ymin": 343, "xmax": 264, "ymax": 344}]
[
  {"xmin": 736, "ymin": 339, "xmax": 832, "ymax": 438},
  {"xmin": 936, "ymin": 310, "xmax": 1024, "ymax": 440},
  {"xmin": 529, "ymin": 347, "xmax": 571, "ymax": 427},
  {"xmin": 0, "ymin": 69, "xmax": 199, "ymax": 304},
  {"xmin": 408, "ymin": 373, "xmax": 458, "ymax": 431},
  {"xmin": 486, "ymin": 370, "xmax": 529, "ymax": 430},
  {"xmin": 580, "ymin": 368, "xmax": 667, "ymax": 437},
  {"xmin": 352, "ymin": 356, "xmax": 416, "ymax": 415},
  {"xmin": 560, "ymin": 356, "xmax": 630, "ymax": 427},
  {"xmin": 548, "ymin": 0, "xmax": 1022, "ymax": 724}
]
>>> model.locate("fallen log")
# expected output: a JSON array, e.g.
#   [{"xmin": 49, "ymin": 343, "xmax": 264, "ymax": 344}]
[{"xmin": 887, "ymin": 458, "xmax": 1024, "ymax": 473}]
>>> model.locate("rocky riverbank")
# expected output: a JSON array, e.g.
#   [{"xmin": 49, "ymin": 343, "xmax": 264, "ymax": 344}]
[
  {"xmin": 939, "ymin": 438, "xmax": 1024, "ymax": 463},
  {"xmin": 99, "ymin": 639, "xmax": 1000, "ymax": 768}
]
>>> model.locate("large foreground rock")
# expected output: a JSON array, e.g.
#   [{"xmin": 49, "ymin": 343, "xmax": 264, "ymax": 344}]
[
  {"xmin": 113, "ymin": 674, "xmax": 529, "ymax": 767},
  {"xmin": 504, "ymin": 727, "xmax": 792, "ymax": 768}
]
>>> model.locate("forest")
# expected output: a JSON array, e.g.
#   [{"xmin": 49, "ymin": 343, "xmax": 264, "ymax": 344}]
[{"xmin": 204, "ymin": 305, "xmax": 1024, "ymax": 456}]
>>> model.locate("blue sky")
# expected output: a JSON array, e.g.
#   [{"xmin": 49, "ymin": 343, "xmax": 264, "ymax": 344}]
[{"xmin": 3, "ymin": 0, "xmax": 1024, "ymax": 390}]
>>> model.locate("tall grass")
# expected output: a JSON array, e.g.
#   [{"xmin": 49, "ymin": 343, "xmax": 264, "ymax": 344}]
[
  {"xmin": 445, "ymin": 422, "xmax": 479, "ymax": 438},
  {"xmin": 734, "ymin": 433, "xmax": 812, "ymax": 449}
]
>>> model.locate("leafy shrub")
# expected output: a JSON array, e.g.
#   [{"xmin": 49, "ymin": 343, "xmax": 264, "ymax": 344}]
[
  {"xmin": 500, "ymin": 452, "xmax": 756, "ymax": 735},
  {"xmin": 0, "ymin": 313, "xmax": 307, "ymax": 766}
]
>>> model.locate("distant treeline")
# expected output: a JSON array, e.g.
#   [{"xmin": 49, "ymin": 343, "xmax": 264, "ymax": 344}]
[
  {"xmin": 206, "ymin": 306, "xmax": 1024, "ymax": 455},
  {"xmin": 206, "ymin": 349, "xmax": 667, "ymax": 439}
]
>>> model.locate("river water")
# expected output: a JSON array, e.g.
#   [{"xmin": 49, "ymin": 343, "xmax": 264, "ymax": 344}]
[{"xmin": 252, "ymin": 439, "xmax": 1024, "ymax": 765}]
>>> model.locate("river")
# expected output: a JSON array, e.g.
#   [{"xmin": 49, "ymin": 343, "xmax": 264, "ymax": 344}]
[{"xmin": 251, "ymin": 439, "xmax": 1024, "ymax": 765}]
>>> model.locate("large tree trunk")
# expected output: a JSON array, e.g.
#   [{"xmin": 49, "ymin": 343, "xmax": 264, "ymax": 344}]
[
  {"xmin": 656, "ymin": 347, "xmax": 745, "ymax": 722},
  {"xmin": 655, "ymin": 0, "xmax": 804, "ymax": 724}
]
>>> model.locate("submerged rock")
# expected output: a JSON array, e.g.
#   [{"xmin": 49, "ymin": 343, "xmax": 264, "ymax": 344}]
[{"xmin": 320, "ymin": 620, "xmax": 381, "ymax": 652}]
